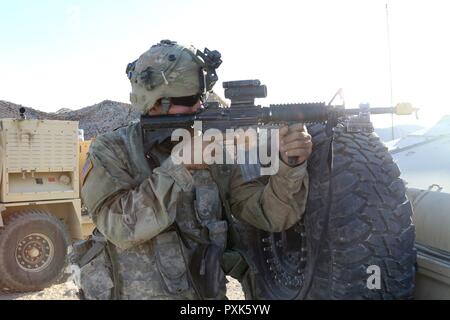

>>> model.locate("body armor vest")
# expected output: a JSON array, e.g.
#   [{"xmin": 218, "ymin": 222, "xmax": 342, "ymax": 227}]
[{"xmin": 75, "ymin": 124, "xmax": 229, "ymax": 300}]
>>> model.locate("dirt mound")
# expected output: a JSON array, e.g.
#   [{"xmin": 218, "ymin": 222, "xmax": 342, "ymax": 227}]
[{"xmin": 0, "ymin": 100, "xmax": 140, "ymax": 140}]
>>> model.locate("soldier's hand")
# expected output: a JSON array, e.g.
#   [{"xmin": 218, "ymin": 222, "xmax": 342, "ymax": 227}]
[{"xmin": 279, "ymin": 124, "xmax": 312, "ymax": 166}]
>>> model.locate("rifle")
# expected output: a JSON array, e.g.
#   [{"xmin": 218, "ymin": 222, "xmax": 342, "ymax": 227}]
[{"xmin": 141, "ymin": 79, "xmax": 417, "ymax": 134}]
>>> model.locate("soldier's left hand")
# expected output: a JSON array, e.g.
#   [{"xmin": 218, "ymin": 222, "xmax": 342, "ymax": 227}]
[{"xmin": 279, "ymin": 124, "xmax": 313, "ymax": 166}]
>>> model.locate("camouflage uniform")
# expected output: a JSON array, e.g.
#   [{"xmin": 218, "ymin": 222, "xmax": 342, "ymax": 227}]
[
  {"xmin": 74, "ymin": 40, "xmax": 309, "ymax": 300},
  {"xmin": 77, "ymin": 122, "xmax": 308, "ymax": 300}
]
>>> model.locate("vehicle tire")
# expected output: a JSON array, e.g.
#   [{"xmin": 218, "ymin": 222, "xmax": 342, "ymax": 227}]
[
  {"xmin": 0, "ymin": 210, "xmax": 70, "ymax": 292},
  {"xmin": 237, "ymin": 123, "xmax": 416, "ymax": 300}
]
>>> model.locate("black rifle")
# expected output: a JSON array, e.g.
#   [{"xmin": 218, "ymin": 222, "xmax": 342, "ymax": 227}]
[{"xmin": 141, "ymin": 79, "xmax": 416, "ymax": 134}]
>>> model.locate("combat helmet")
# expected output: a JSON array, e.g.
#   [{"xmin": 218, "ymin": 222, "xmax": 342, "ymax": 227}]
[{"xmin": 126, "ymin": 40, "xmax": 222, "ymax": 113}]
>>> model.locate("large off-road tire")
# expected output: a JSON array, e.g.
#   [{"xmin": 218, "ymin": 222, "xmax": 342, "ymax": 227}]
[
  {"xmin": 0, "ymin": 210, "xmax": 70, "ymax": 292},
  {"xmin": 238, "ymin": 123, "xmax": 416, "ymax": 300}
]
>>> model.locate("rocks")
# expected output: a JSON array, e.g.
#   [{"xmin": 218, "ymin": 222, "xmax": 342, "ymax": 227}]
[
  {"xmin": 58, "ymin": 100, "xmax": 141, "ymax": 140},
  {"xmin": 0, "ymin": 281, "xmax": 79, "ymax": 300},
  {"xmin": 0, "ymin": 277, "xmax": 244, "ymax": 300}
]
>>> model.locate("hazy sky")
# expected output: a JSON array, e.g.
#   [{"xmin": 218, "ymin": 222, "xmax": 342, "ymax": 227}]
[{"xmin": 1, "ymin": 0, "xmax": 449, "ymax": 129}]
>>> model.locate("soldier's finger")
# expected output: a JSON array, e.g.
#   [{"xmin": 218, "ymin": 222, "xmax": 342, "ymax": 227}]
[
  {"xmin": 279, "ymin": 126, "xmax": 289, "ymax": 138},
  {"xmin": 280, "ymin": 140, "xmax": 313, "ymax": 152},
  {"xmin": 282, "ymin": 131, "xmax": 311, "ymax": 144},
  {"xmin": 284, "ymin": 148, "xmax": 311, "ymax": 157},
  {"xmin": 288, "ymin": 123, "xmax": 306, "ymax": 133}
]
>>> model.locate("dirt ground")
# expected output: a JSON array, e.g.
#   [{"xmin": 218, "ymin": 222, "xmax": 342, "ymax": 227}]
[{"xmin": 0, "ymin": 276, "xmax": 245, "ymax": 300}]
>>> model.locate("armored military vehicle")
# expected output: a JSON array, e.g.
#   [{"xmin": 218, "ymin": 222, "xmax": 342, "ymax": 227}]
[{"xmin": 0, "ymin": 110, "xmax": 94, "ymax": 292}]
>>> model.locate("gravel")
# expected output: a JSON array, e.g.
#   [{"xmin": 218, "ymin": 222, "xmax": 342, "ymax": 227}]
[{"xmin": 0, "ymin": 277, "xmax": 244, "ymax": 300}]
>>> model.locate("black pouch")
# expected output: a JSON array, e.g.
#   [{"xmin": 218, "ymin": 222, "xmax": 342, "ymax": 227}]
[
  {"xmin": 70, "ymin": 229, "xmax": 107, "ymax": 267},
  {"xmin": 189, "ymin": 243, "xmax": 225, "ymax": 299},
  {"xmin": 69, "ymin": 229, "xmax": 117, "ymax": 300},
  {"xmin": 70, "ymin": 239, "xmax": 93, "ymax": 266}
]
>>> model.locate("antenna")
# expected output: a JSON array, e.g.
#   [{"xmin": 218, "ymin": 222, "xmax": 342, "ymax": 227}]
[{"xmin": 386, "ymin": 2, "xmax": 395, "ymax": 140}]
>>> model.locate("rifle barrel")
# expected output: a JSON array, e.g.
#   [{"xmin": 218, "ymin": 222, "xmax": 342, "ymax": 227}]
[{"xmin": 342, "ymin": 107, "xmax": 395, "ymax": 115}]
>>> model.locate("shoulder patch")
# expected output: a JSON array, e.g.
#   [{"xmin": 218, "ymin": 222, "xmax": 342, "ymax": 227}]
[{"xmin": 81, "ymin": 158, "xmax": 94, "ymax": 186}]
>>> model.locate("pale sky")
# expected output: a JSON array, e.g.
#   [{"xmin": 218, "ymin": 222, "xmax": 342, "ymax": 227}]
[{"xmin": 1, "ymin": 0, "xmax": 449, "ymax": 129}]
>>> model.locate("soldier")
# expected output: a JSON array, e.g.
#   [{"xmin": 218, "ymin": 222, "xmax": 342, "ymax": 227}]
[{"xmin": 73, "ymin": 40, "xmax": 312, "ymax": 300}]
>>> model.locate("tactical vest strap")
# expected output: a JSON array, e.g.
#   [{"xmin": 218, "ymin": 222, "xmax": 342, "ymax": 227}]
[
  {"xmin": 207, "ymin": 166, "xmax": 237, "ymax": 242},
  {"xmin": 208, "ymin": 165, "xmax": 258, "ymax": 278},
  {"xmin": 179, "ymin": 228, "xmax": 210, "ymax": 246},
  {"xmin": 105, "ymin": 241, "xmax": 121, "ymax": 300}
]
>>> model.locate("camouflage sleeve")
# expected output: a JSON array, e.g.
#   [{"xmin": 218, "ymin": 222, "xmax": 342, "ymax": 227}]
[
  {"xmin": 82, "ymin": 154, "xmax": 194, "ymax": 250},
  {"xmin": 229, "ymin": 161, "xmax": 309, "ymax": 232}
]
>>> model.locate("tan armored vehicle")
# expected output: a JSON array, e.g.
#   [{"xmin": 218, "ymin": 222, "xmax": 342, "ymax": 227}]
[{"xmin": 0, "ymin": 113, "xmax": 94, "ymax": 292}]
